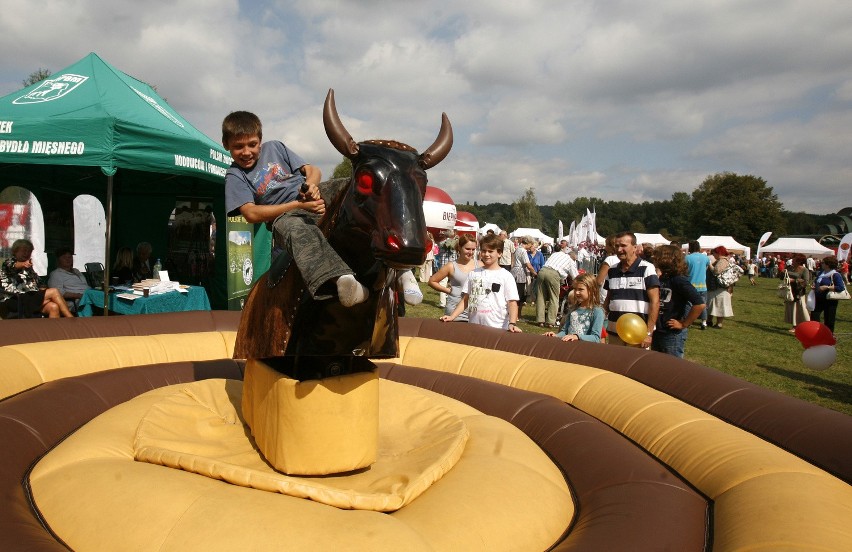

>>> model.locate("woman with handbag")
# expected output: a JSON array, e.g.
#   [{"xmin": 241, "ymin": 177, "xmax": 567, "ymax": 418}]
[
  {"xmin": 811, "ymin": 255, "xmax": 847, "ymax": 334},
  {"xmin": 706, "ymin": 246, "xmax": 741, "ymax": 329},
  {"xmin": 784, "ymin": 254, "xmax": 811, "ymax": 334}
]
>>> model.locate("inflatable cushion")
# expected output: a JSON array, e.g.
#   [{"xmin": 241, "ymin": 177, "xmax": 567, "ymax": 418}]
[
  {"xmin": 134, "ymin": 379, "xmax": 469, "ymax": 511},
  {"xmin": 30, "ymin": 379, "xmax": 573, "ymax": 552}
]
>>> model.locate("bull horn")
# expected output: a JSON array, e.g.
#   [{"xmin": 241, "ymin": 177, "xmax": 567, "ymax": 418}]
[
  {"xmin": 419, "ymin": 113, "xmax": 453, "ymax": 170},
  {"xmin": 323, "ymin": 89, "xmax": 359, "ymax": 158}
]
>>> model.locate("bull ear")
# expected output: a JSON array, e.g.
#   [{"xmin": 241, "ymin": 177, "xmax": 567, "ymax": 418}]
[
  {"xmin": 419, "ymin": 113, "xmax": 453, "ymax": 170},
  {"xmin": 323, "ymin": 89, "xmax": 359, "ymax": 158}
]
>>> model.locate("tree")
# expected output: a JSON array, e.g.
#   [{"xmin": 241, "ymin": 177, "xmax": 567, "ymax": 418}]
[
  {"xmin": 331, "ymin": 157, "xmax": 352, "ymax": 179},
  {"xmin": 663, "ymin": 191, "xmax": 692, "ymax": 240},
  {"xmin": 23, "ymin": 68, "xmax": 51, "ymax": 87},
  {"xmin": 629, "ymin": 220, "xmax": 647, "ymax": 233},
  {"xmin": 512, "ymin": 187, "xmax": 543, "ymax": 229},
  {"xmin": 690, "ymin": 172, "xmax": 785, "ymax": 246}
]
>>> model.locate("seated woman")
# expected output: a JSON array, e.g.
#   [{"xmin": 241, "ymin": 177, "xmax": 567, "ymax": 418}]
[
  {"xmin": 132, "ymin": 242, "xmax": 153, "ymax": 282},
  {"xmin": 112, "ymin": 246, "xmax": 135, "ymax": 285},
  {"xmin": 1, "ymin": 239, "xmax": 73, "ymax": 318}
]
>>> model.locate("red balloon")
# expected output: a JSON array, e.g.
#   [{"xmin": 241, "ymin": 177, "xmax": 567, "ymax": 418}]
[{"xmin": 794, "ymin": 321, "xmax": 836, "ymax": 349}]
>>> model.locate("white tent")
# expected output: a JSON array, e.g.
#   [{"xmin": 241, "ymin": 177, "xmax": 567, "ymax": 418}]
[
  {"xmin": 759, "ymin": 237, "xmax": 834, "ymax": 258},
  {"xmin": 634, "ymin": 233, "xmax": 672, "ymax": 246},
  {"xmin": 510, "ymin": 228, "xmax": 554, "ymax": 244},
  {"xmin": 695, "ymin": 235, "xmax": 751, "ymax": 260},
  {"xmin": 479, "ymin": 222, "xmax": 502, "ymax": 235}
]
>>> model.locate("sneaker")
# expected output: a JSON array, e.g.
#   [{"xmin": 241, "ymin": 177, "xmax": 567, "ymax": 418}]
[
  {"xmin": 337, "ymin": 274, "xmax": 369, "ymax": 307},
  {"xmin": 700, "ymin": 323, "xmax": 707, "ymax": 331}
]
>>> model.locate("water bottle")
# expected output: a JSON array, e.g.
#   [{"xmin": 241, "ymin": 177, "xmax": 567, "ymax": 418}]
[{"xmin": 152, "ymin": 258, "xmax": 162, "ymax": 279}]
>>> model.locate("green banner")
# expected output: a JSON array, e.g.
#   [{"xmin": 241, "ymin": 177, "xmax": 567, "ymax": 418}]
[{"xmin": 226, "ymin": 214, "xmax": 254, "ymax": 310}]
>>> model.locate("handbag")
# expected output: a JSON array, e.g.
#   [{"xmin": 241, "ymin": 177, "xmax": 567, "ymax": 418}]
[
  {"xmin": 777, "ymin": 271, "xmax": 794, "ymax": 302},
  {"xmin": 716, "ymin": 261, "xmax": 741, "ymax": 287},
  {"xmin": 806, "ymin": 290, "xmax": 816, "ymax": 311},
  {"xmin": 827, "ymin": 288, "xmax": 851, "ymax": 300}
]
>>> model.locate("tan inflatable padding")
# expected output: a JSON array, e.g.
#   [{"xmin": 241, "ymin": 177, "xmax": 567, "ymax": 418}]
[
  {"xmin": 134, "ymin": 378, "xmax": 469, "ymax": 511},
  {"xmin": 0, "ymin": 331, "xmax": 235, "ymax": 399},
  {"xmin": 241, "ymin": 361, "xmax": 379, "ymax": 475},
  {"xmin": 31, "ymin": 380, "xmax": 572, "ymax": 552},
  {"xmin": 393, "ymin": 336, "xmax": 852, "ymax": 550}
]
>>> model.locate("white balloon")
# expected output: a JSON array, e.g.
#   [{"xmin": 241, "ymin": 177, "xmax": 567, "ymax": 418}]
[
  {"xmin": 423, "ymin": 200, "xmax": 456, "ymax": 231},
  {"xmin": 802, "ymin": 344, "xmax": 836, "ymax": 371}
]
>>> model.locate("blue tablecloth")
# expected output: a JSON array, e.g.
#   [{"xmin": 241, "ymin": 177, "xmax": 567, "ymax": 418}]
[{"xmin": 78, "ymin": 286, "xmax": 211, "ymax": 317}]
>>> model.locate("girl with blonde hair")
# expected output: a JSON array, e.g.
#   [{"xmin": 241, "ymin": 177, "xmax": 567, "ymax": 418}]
[{"xmin": 544, "ymin": 272, "xmax": 604, "ymax": 342}]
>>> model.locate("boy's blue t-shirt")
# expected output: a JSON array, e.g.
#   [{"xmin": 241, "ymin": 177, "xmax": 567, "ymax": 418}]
[
  {"xmin": 225, "ymin": 141, "xmax": 307, "ymax": 216},
  {"xmin": 685, "ymin": 252, "xmax": 710, "ymax": 291}
]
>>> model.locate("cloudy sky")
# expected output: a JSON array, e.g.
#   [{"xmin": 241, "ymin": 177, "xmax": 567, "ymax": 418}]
[{"xmin": 2, "ymin": 0, "xmax": 851, "ymax": 214}]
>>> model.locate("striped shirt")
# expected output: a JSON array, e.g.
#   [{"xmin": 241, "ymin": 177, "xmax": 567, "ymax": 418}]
[
  {"xmin": 604, "ymin": 257, "xmax": 660, "ymax": 326},
  {"xmin": 542, "ymin": 251, "xmax": 579, "ymax": 280}
]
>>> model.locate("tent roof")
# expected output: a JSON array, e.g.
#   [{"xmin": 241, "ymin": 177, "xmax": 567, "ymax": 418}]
[
  {"xmin": 510, "ymin": 228, "xmax": 554, "ymax": 244},
  {"xmin": 0, "ymin": 52, "xmax": 230, "ymax": 181},
  {"xmin": 695, "ymin": 235, "xmax": 751, "ymax": 258},
  {"xmin": 634, "ymin": 233, "xmax": 671, "ymax": 246},
  {"xmin": 479, "ymin": 222, "xmax": 501, "ymax": 235},
  {"xmin": 760, "ymin": 237, "xmax": 834, "ymax": 257}
]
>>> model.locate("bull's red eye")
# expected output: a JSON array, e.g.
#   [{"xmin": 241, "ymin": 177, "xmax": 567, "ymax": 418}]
[
  {"xmin": 356, "ymin": 171, "xmax": 374, "ymax": 195},
  {"xmin": 386, "ymin": 234, "xmax": 402, "ymax": 251}
]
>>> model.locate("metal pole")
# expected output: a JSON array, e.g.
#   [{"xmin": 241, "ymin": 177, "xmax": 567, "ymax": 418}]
[{"xmin": 103, "ymin": 174, "xmax": 113, "ymax": 316}]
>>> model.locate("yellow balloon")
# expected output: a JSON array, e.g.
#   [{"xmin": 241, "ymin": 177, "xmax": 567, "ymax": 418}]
[{"xmin": 616, "ymin": 313, "xmax": 648, "ymax": 345}]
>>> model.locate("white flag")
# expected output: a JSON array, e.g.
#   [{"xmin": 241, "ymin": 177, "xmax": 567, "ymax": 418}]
[
  {"xmin": 837, "ymin": 232, "xmax": 852, "ymax": 262},
  {"xmin": 558, "ymin": 220, "xmax": 564, "ymax": 240},
  {"xmin": 755, "ymin": 231, "xmax": 773, "ymax": 260},
  {"xmin": 589, "ymin": 207, "xmax": 597, "ymax": 243}
]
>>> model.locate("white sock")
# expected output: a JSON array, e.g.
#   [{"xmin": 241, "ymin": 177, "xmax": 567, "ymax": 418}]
[
  {"xmin": 337, "ymin": 274, "xmax": 369, "ymax": 307},
  {"xmin": 398, "ymin": 270, "xmax": 423, "ymax": 305}
]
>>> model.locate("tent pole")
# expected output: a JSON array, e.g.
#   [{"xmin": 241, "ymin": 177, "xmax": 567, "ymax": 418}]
[{"xmin": 103, "ymin": 174, "xmax": 113, "ymax": 316}]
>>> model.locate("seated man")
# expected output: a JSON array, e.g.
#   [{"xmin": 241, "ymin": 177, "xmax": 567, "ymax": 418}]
[{"xmin": 47, "ymin": 246, "xmax": 91, "ymax": 312}]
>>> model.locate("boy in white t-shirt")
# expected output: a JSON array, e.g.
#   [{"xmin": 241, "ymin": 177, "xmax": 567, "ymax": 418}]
[{"xmin": 441, "ymin": 234, "xmax": 522, "ymax": 332}]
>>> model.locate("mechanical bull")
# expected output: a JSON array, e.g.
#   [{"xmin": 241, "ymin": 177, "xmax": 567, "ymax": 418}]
[{"xmin": 234, "ymin": 90, "xmax": 452, "ymax": 380}]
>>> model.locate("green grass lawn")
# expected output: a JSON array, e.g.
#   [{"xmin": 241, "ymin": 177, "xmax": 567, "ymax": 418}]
[{"xmin": 405, "ymin": 277, "xmax": 852, "ymax": 416}]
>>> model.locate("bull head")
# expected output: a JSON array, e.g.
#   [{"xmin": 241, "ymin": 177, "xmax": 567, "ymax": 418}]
[{"xmin": 323, "ymin": 89, "xmax": 453, "ymax": 269}]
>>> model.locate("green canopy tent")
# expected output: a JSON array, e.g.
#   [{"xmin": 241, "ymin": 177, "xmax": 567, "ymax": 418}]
[{"xmin": 0, "ymin": 53, "xmax": 236, "ymax": 310}]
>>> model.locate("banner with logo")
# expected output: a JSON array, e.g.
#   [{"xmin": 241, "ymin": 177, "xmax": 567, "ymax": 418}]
[
  {"xmin": 837, "ymin": 232, "xmax": 852, "ymax": 262},
  {"xmin": 226, "ymin": 215, "xmax": 255, "ymax": 310}
]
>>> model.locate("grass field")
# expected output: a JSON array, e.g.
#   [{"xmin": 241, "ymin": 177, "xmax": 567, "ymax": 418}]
[{"xmin": 404, "ymin": 276, "xmax": 852, "ymax": 416}]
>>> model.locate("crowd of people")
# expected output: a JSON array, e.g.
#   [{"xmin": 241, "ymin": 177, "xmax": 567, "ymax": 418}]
[
  {"xmin": 1, "ymin": 239, "xmax": 160, "ymax": 318},
  {"xmin": 426, "ymin": 229, "xmax": 847, "ymax": 359}
]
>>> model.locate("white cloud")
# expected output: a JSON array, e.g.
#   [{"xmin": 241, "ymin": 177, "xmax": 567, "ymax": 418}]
[{"xmin": 2, "ymin": 0, "xmax": 852, "ymax": 216}]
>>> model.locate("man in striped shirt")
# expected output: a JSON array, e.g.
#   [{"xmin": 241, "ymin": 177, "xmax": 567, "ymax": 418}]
[{"xmin": 603, "ymin": 232, "xmax": 660, "ymax": 348}]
